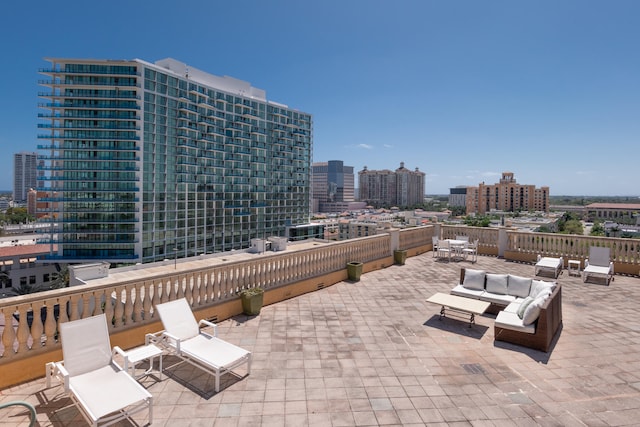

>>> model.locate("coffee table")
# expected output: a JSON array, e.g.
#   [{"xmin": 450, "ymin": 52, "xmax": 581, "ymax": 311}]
[{"xmin": 426, "ymin": 293, "xmax": 490, "ymax": 327}]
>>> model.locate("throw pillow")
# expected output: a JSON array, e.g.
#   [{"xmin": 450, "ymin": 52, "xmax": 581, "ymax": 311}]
[
  {"xmin": 463, "ymin": 269, "xmax": 486, "ymax": 290},
  {"xmin": 522, "ymin": 295, "xmax": 546, "ymax": 325},
  {"xmin": 508, "ymin": 275, "xmax": 532, "ymax": 298},
  {"xmin": 516, "ymin": 296, "xmax": 535, "ymax": 319},
  {"xmin": 529, "ymin": 279, "xmax": 553, "ymax": 298},
  {"xmin": 486, "ymin": 273, "xmax": 509, "ymax": 294}
]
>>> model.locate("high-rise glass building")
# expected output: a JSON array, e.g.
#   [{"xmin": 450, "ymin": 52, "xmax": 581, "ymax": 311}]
[
  {"xmin": 38, "ymin": 58, "xmax": 312, "ymax": 264},
  {"xmin": 13, "ymin": 152, "xmax": 38, "ymax": 203},
  {"xmin": 311, "ymin": 160, "xmax": 354, "ymax": 213}
]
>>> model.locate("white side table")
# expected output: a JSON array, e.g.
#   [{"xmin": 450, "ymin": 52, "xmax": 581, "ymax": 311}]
[
  {"xmin": 123, "ymin": 344, "xmax": 163, "ymax": 380},
  {"xmin": 568, "ymin": 259, "xmax": 581, "ymax": 277}
]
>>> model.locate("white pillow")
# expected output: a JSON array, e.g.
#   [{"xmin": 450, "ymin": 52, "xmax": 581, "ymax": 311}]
[
  {"xmin": 486, "ymin": 273, "xmax": 509, "ymax": 295},
  {"xmin": 463, "ymin": 269, "xmax": 486, "ymax": 290},
  {"xmin": 529, "ymin": 279, "xmax": 555, "ymax": 298},
  {"xmin": 516, "ymin": 296, "xmax": 535, "ymax": 319},
  {"xmin": 522, "ymin": 294, "xmax": 546, "ymax": 325},
  {"xmin": 508, "ymin": 275, "xmax": 532, "ymax": 298}
]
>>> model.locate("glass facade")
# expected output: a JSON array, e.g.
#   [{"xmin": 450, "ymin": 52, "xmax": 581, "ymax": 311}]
[{"xmin": 38, "ymin": 59, "xmax": 312, "ymax": 264}]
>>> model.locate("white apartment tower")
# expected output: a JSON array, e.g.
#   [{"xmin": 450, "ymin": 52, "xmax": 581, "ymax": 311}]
[{"xmin": 38, "ymin": 58, "xmax": 313, "ymax": 263}]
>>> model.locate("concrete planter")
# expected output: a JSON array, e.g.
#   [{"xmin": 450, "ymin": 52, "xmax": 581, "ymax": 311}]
[
  {"xmin": 394, "ymin": 250, "xmax": 407, "ymax": 265},
  {"xmin": 240, "ymin": 288, "xmax": 264, "ymax": 315},
  {"xmin": 347, "ymin": 262, "xmax": 363, "ymax": 282}
]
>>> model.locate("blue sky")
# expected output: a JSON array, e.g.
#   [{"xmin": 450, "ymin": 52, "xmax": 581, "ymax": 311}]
[{"xmin": 1, "ymin": 0, "xmax": 638, "ymax": 196}]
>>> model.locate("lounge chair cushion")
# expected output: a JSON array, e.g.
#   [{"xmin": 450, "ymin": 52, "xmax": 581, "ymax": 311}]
[
  {"xmin": 508, "ymin": 275, "xmax": 532, "ymax": 298},
  {"xmin": 462, "ymin": 269, "xmax": 486, "ymax": 290},
  {"xmin": 486, "ymin": 274, "xmax": 509, "ymax": 295},
  {"xmin": 181, "ymin": 335, "xmax": 251, "ymax": 370}
]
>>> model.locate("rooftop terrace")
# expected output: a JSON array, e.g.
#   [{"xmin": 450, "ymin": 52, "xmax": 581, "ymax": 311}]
[{"xmin": 2, "ymin": 251, "xmax": 640, "ymax": 426}]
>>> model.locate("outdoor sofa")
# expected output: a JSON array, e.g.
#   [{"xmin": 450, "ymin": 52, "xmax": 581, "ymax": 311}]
[{"xmin": 451, "ymin": 268, "xmax": 563, "ymax": 352}]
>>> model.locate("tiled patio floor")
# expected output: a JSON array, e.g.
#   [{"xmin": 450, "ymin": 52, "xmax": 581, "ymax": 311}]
[{"xmin": 2, "ymin": 253, "xmax": 640, "ymax": 426}]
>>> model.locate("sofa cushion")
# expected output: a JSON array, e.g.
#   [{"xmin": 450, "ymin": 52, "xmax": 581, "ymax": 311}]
[
  {"xmin": 529, "ymin": 279, "xmax": 556, "ymax": 298},
  {"xmin": 503, "ymin": 300, "xmax": 521, "ymax": 313},
  {"xmin": 480, "ymin": 291, "xmax": 516, "ymax": 306},
  {"xmin": 508, "ymin": 275, "xmax": 532, "ymax": 298},
  {"xmin": 495, "ymin": 311, "xmax": 536, "ymax": 334},
  {"xmin": 522, "ymin": 293, "xmax": 548, "ymax": 325},
  {"xmin": 451, "ymin": 284, "xmax": 484, "ymax": 299},
  {"xmin": 516, "ymin": 296, "xmax": 535, "ymax": 319},
  {"xmin": 486, "ymin": 274, "xmax": 509, "ymax": 295},
  {"xmin": 462, "ymin": 269, "xmax": 486, "ymax": 290}
]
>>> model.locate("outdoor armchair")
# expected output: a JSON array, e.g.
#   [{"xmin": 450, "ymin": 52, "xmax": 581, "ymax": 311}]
[{"xmin": 45, "ymin": 314, "xmax": 153, "ymax": 427}]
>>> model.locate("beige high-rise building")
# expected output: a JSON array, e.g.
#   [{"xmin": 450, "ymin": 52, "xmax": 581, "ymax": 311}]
[
  {"xmin": 358, "ymin": 162, "xmax": 425, "ymax": 208},
  {"xmin": 465, "ymin": 172, "xmax": 549, "ymax": 214}
]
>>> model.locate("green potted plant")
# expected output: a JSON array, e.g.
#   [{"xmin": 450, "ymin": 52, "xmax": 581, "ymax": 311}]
[
  {"xmin": 240, "ymin": 287, "xmax": 264, "ymax": 315},
  {"xmin": 394, "ymin": 249, "xmax": 407, "ymax": 265}
]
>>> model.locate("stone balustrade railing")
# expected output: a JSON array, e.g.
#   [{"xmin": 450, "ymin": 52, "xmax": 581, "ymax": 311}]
[
  {"xmin": 1, "ymin": 224, "xmax": 639, "ymax": 388},
  {"xmin": 0, "ymin": 234, "xmax": 390, "ymax": 365},
  {"xmin": 505, "ymin": 230, "xmax": 640, "ymax": 273}
]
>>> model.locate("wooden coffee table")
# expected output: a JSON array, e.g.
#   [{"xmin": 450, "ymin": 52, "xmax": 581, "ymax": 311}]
[{"xmin": 426, "ymin": 293, "xmax": 490, "ymax": 327}]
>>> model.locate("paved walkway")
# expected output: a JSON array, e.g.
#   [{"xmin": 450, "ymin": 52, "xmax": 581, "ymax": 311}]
[{"xmin": 2, "ymin": 253, "xmax": 640, "ymax": 426}]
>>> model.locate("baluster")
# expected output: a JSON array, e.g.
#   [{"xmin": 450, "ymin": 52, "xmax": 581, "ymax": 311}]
[
  {"xmin": 43, "ymin": 299, "xmax": 57, "ymax": 345},
  {"xmin": 103, "ymin": 289, "xmax": 114, "ymax": 327},
  {"xmin": 199, "ymin": 272, "xmax": 207, "ymax": 305},
  {"xmin": 143, "ymin": 281, "xmax": 152, "ymax": 320},
  {"xmin": 124, "ymin": 284, "xmax": 134, "ymax": 325},
  {"xmin": 68, "ymin": 294, "xmax": 80, "ymax": 321},
  {"xmin": 30, "ymin": 302, "xmax": 44, "ymax": 348},
  {"xmin": 16, "ymin": 305, "xmax": 30, "ymax": 353},
  {"xmin": 81, "ymin": 291, "xmax": 93, "ymax": 318},
  {"xmin": 151, "ymin": 280, "xmax": 161, "ymax": 314},
  {"xmin": 58, "ymin": 296, "xmax": 69, "ymax": 325},
  {"xmin": 184, "ymin": 273, "xmax": 193, "ymax": 305},
  {"xmin": 2, "ymin": 308, "xmax": 16, "ymax": 358},
  {"xmin": 113, "ymin": 287, "xmax": 124, "ymax": 328},
  {"xmin": 177, "ymin": 275, "xmax": 185, "ymax": 300}
]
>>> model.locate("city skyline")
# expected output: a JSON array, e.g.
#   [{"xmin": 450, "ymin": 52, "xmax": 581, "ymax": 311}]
[{"xmin": 1, "ymin": 1, "xmax": 639, "ymax": 196}]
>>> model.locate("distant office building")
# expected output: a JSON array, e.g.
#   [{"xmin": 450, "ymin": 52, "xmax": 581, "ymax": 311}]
[
  {"xmin": 38, "ymin": 58, "xmax": 312, "ymax": 264},
  {"xmin": 586, "ymin": 203, "xmax": 640, "ymax": 224},
  {"xmin": 312, "ymin": 160, "xmax": 355, "ymax": 213},
  {"xmin": 448, "ymin": 186, "xmax": 467, "ymax": 207},
  {"xmin": 465, "ymin": 172, "xmax": 549, "ymax": 214},
  {"xmin": 14, "ymin": 152, "xmax": 38, "ymax": 203},
  {"xmin": 358, "ymin": 162, "xmax": 425, "ymax": 208}
]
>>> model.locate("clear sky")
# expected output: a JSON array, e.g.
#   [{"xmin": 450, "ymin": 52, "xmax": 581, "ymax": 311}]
[{"xmin": 1, "ymin": 0, "xmax": 638, "ymax": 196}]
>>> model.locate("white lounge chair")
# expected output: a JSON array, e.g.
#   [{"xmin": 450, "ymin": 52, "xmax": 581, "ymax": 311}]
[
  {"xmin": 46, "ymin": 314, "xmax": 153, "ymax": 427},
  {"xmin": 583, "ymin": 247, "xmax": 614, "ymax": 285},
  {"xmin": 151, "ymin": 298, "xmax": 252, "ymax": 393}
]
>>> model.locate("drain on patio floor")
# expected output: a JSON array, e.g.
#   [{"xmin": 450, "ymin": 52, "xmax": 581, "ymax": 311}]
[{"xmin": 461, "ymin": 363, "xmax": 486, "ymax": 374}]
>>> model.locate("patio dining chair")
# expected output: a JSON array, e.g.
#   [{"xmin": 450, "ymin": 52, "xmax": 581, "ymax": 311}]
[
  {"xmin": 150, "ymin": 298, "xmax": 252, "ymax": 393},
  {"xmin": 432, "ymin": 236, "xmax": 439, "ymax": 258},
  {"xmin": 462, "ymin": 239, "xmax": 479, "ymax": 263},
  {"xmin": 46, "ymin": 314, "xmax": 153, "ymax": 427}
]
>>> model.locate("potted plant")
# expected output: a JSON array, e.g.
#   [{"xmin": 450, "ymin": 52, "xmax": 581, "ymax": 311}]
[
  {"xmin": 347, "ymin": 262, "xmax": 363, "ymax": 282},
  {"xmin": 394, "ymin": 249, "xmax": 407, "ymax": 265},
  {"xmin": 240, "ymin": 287, "xmax": 264, "ymax": 315}
]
